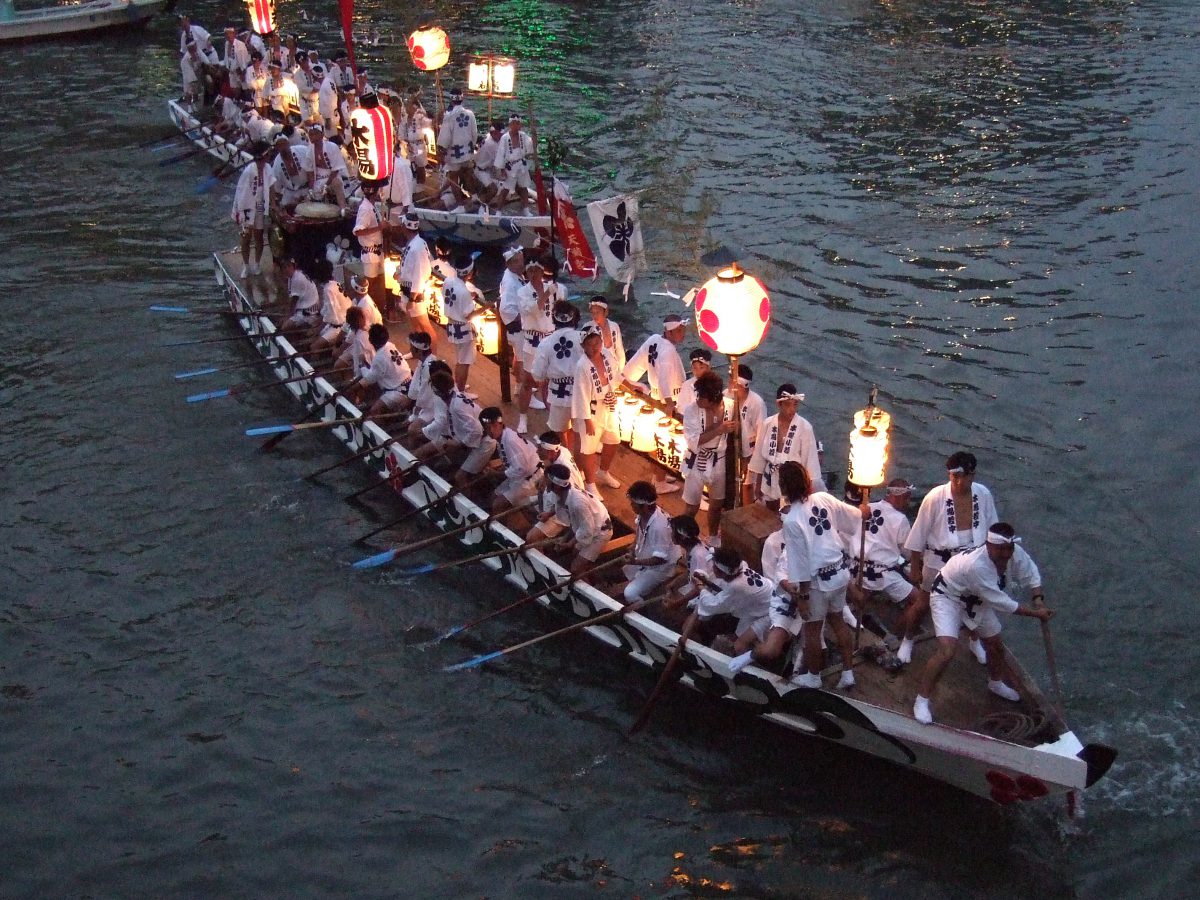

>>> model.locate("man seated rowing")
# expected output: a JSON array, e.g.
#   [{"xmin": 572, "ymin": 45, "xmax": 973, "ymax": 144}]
[
  {"xmin": 620, "ymin": 481, "xmax": 682, "ymax": 603},
  {"xmin": 526, "ymin": 432, "xmax": 584, "ymax": 543},
  {"xmin": 412, "ymin": 370, "xmax": 491, "ymax": 491},
  {"xmin": 680, "ymin": 547, "xmax": 773, "ymax": 654},
  {"xmin": 541, "ymin": 463, "xmax": 613, "ymax": 579},
  {"xmin": 358, "ymin": 324, "xmax": 411, "ymax": 417},
  {"xmin": 478, "ymin": 407, "xmax": 542, "ymax": 519}
]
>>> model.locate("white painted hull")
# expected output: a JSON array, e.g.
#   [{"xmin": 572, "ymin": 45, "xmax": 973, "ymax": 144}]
[
  {"xmin": 210, "ymin": 251, "xmax": 1115, "ymax": 806},
  {"xmin": 0, "ymin": 0, "xmax": 169, "ymax": 43}
]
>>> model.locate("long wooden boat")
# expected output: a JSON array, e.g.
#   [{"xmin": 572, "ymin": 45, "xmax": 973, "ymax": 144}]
[
  {"xmin": 202, "ymin": 248, "xmax": 1116, "ymax": 807},
  {"xmin": 167, "ymin": 98, "xmax": 551, "ymax": 248},
  {"xmin": 0, "ymin": 0, "xmax": 171, "ymax": 44}
]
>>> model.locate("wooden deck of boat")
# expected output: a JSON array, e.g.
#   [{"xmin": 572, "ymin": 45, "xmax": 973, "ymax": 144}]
[{"xmin": 218, "ymin": 247, "xmax": 1062, "ymax": 745}]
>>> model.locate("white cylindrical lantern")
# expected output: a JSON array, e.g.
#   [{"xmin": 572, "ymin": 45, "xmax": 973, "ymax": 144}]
[
  {"xmin": 348, "ymin": 94, "xmax": 394, "ymax": 183},
  {"xmin": 467, "ymin": 59, "xmax": 490, "ymax": 93},
  {"xmin": 693, "ymin": 264, "xmax": 771, "ymax": 356},
  {"xmin": 246, "ymin": 0, "xmax": 275, "ymax": 35},
  {"xmin": 383, "ymin": 255, "xmax": 401, "ymax": 294},
  {"xmin": 471, "ymin": 308, "xmax": 501, "ymax": 356},
  {"xmin": 653, "ymin": 417, "xmax": 676, "ymax": 465},
  {"xmin": 631, "ymin": 407, "xmax": 659, "ymax": 453},
  {"xmin": 847, "ymin": 406, "xmax": 890, "ymax": 488},
  {"xmin": 407, "ymin": 26, "xmax": 450, "ymax": 72},
  {"xmin": 424, "ymin": 275, "xmax": 447, "ymax": 325},
  {"xmin": 615, "ymin": 395, "xmax": 641, "ymax": 444},
  {"xmin": 491, "ymin": 57, "xmax": 516, "ymax": 95}
]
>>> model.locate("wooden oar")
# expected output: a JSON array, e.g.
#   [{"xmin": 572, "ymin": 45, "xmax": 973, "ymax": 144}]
[
  {"xmin": 430, "ymin": 554, "xmax": 629, "ymax": 644},
  {"xmin": 352, "ymin": 470, "xmax": 495, "ymax": 546},
  {"xmin": 139, "ymin": 125, "xmax": 202, "ymax": 149},
  {"xmin": 352, "ymin": 499, "xmax": 533, "ymax": 570},
  {"xmin": 445, "ymin": 588, "xmax": 668, "ymax": 672},
  {"xmin": 1035, "ymin": 597, "xmax": 1064, "ymax": 719},
  {"xmin": 301, "ymin": 437, "xmax": 400, "ymax": 480},
  {"xmin": 164, "ymin": 323, "xmax": 310, "ymax": 348},
  {"xmin": 158, "ymin": 145, "xmax": 209, "ymax": 166},
  {"xmin": 246, "ymin": 408, "xmax": 405, "ymax": 438},
  {"xmin": 342, "ymin": 455, "xmax": 424, "ymax": 501},
  {"xmin": 196, "ymin": 154, "xmax": 253, "ymax": 193},
  {"xmin": 395, "ymin": 537, "xmax": 556, "ymax": 578},
  {"xmin": 175, "ymin": 346, "xmax": 332, "ymax": 380},
  {"xmin": 257, "ymin": 377, "xmax": 362, "ymax": 453},
  {"xmin": 186, "ymin": 366, "xmax": 350, "ymax": 403},
  {"xmin": 151, "ymin": 304, "xmax": 270, "ymax": 317},
  {"xmin": 627, "ymin": 615, "xmax": 700, "ymax": 736}
]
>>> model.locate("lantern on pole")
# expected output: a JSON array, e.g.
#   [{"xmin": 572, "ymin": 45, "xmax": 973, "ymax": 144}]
[
  {"xmin": 348, "ymin": 92, "xmax": 394, "ymax": 183},
  {"xmin": 471, "ymin": 308, "xmax": 501, "ymax": 356},
  {"xmin": 692, "ymin": 262, "xmax": 772, "ymax": 508},
  {"xmin": 467, "ymin": 54, "xmax": 517, "ymax": 119},
  {"xmin": 407, "ymin": 24, "xmax": 450, "ymax": 117},
  {"xmin": 847, "ymin": 387, "xmax": 891, "ymax": 649},
  {"xmin": 246, "ymin": 0, "xmax": 275, "ymax": 35}
]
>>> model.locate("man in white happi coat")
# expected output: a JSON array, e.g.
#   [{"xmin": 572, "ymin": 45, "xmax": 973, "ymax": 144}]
[
  {"xmin": 680, "ymin": 371, "xmax": 735, "ymax": 539},
  {"xmin": 622, "ymin": 481, "xmax": 682, "ymax": 603},
  {"xmin": 844, "ymin": 479, "xmax": 920, "ymax": 662},
  {"xmin": 302, "ymin": 122, "xmax": 348, "ymax": 209},
  {"xmin": 266, "ymin": 62, "xmax": 300, "ymax": 120},
  {"xmin": 913, "ymin": 524, "xmax": 1053, "ymax": 725},
  {"xmin": 178, "ymin": 15, "xmax": 210, "ymax": 58},
  {"xmin": 526, "ymin": 432, "xmax": 585, "ymax": 543},
  {"xmin": 728, "ymin": 364, "xmax": 766, "ymax": 506},
  {"xmin": 497, "ymin": 245, "xmax": 526, "ymax": 377},
  {"xmin": 776, "ymin": 461, "xmax": 868, "ymax": 691},
  {"xmin": 244, "ymin": 53, "xmax": 269, "ymax": 113},
  {"xmin": 383, "ymin": 144, "xmax": 415, "ymax": 225},
  {"xmin": 676, "ymin": 347, "xmax": 712, "ymax": 413},
  {"xmin": 270, "ymin": 133, "xmax": 311, "ymax": 211},
  {"xmin": 334, "ymin": 307, "xmax": 373, "ymax": 382},
  {"xmin": 682, "ymin": 547, "xmax": 773, "ymax": 651},
  {"xmin": 397, "ymin": 330, "xmax": 438, "ymax": 420},
  {"xmin": 660, "ymin": 514, "xmax": 712, "ymax": 619},
  {"xmin": 231, "ymin": 142, "xmax": 274, "ymax": 278},
  {"xmin": 530, "ymin": 301, "xmax": 582, "ymax": 446},
  {"xmin": 438, "ymin": 87, "xmax": 479, "ymax": 177},
  {"xmin": 494, "ymin": 113, "xmax": 535, "ymax": 211},
  {"xmin": 515, "ymin": 258, "xmax": 556, "ymax": 422},
  {"xmin": 415, "ymin": 372, "xmax": 490, "ymax": 483},
  {"xmin": 748, "ymin": 383, "xmax": 825, "ymax": 507},
  {"xmin": 347, "ymin": 275, "xmax": 383, "ymax": 328},
  {"xmin": 311, "ymin": 258, "xmax": 352, "ymax": 353},
  {"xmin": 396, "ymin": 211, "xmax": 436, "ymax": 344},
  {"xmin": 571, "ymin": 326, "xmax": 623, "ymax": 495},
  {"xmin": 359, "ymin": 324, "xmax": 412, "ymax": 416},
  {"xmin": 180, "ymin": 38, "xmax": 211, "ymax": 104},
  {"xmin": 901, "ymin": 450, "xmax": 1000, "ymax": 666},
  {"xmin": 221, "ymin": 26, "xmax": 250, "ymax": 93},
  {"xmin": 542, "ymin": 463, "xmax": 613, "ymax": 578},
  {"xmin": 586, "ymin": 295, "xmax": 625, "ymax": 369},
  {"xmin": 471, "ymin": 118, "xmax": 505, "ymax": 203},
  {"xmin": 441, "ymin": 253, "xmax": 486, "ymax": 390},
  {"xmin": 479, "ymin": 407, "xmax": 541, "ymax": 517},
  {"xmin": 621, "ymin": 314, "xmax": 688, "ymax": 411},
  {"xmin": 353, "ymin": 182, "xmax": 386, "ymax": 313},
  {"xmin": 293, "ymin": 52, "xmax": 317, "ymax": 122},
  {"xmin": 314, "ymin": 65, "xmax": 339, "ymax": 135},
  {"xmin": 241, "ymin": 28, "xmax": 267, "ymax": 61}
]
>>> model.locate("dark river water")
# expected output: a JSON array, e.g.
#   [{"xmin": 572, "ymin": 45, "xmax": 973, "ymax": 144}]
[{"xmin": 2, "ymin": 1, "xmax": 1198, "ymax": 896}]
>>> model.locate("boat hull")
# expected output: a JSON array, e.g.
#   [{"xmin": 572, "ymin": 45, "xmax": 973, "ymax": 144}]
[
  {"xmin": 0, "ymin": 0, "xmax": 171, "ymax": 44},
  {"xmin": 210, "ymin": 251, "xmax": 1111, "ymax": 805}
]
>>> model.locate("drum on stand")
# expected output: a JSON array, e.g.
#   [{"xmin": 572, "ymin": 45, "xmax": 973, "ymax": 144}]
[{"xmin": 279, "ymin": 202, "xmax": 352, "ymax": 276}]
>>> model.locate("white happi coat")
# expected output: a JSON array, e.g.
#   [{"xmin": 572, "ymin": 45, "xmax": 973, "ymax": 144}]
[
  {"xmin": 442, "ymin": 275, "xmax": 484, "ymax": 344},
  {"xmin": 622, "ymin": 334, "xmax": 684, "ymax": 404},
  {"xmin": 287, "ymin": 269, "xmax": 320, "ymax": 312},
  {"xmin": 693, "ymin": 563, "xmax": 774, "ymax": 639},
  {"xmin": 271, "ymin": 143, "xmax": 312, "ymax": 206},
  {"xmin": 532, "ymin": 327, "xmax": 583, "ymax": 408},
  {"xmin": 319, "ymin": 279, "xmax": 352, "ymax": 328},
  {"xmin": 399, "ymin": 233, "xmax": 433, "ymax": 299},
  {"xmin": 359, "ymin": 341, "xmax": 411, "ymax": 392},
  {"xmin": 904, "ymin": 482, "xmax": 999, "ymax": 573},
  {"xmin": 497, "ymin": 268, "xmax": 525, "ymax": 329},
  {"xmin": 591, "ymin": 318, "xmax": 625, "ymax": 369},
  {"xmin": 497, "ymin": 428, "xmax": 541, "ymax": 483},
  {"xmin": 405, "ymin": 352, "xmax": 439, "ymax": 415},
  {"xmin": 748, "ymin": 413, "xmax": 825, "ymax": 498},
  {"xmin": 232, "ymin": 164, "xmax": 274, "ymax": 226},
  {"xmin": 934, "ymin": 544, "xmax": 1042, "ymax": 617},
  {"xmin": 495, "ymin": 129, "xmax": 533, "ymax": 177},
  {"xmin": 517, "ymin": 281, "xmax": 556, "ymax": 347},
  {"xmin": 571, "ymin": 348, "xmax": 620, "ymax": 429},
  {"xmin": 682, "ymin": 397, "xmax": 733, "ymax": 472},
  {"xmin": 736, "ymin": 390, "xmax": 766, "ymax": 459},
  {"xmin": 423, "ymin": 392, "xmax": 484, "ymax": 448},
  {"xmin": 553, "ymin": 487, "xmax": 612, "ymax": 548},
  {"xmin": 438, "ymin": 102, "xmax": 479, "ymax": 170},
  {"xmin": 631, "ymin": 507, "xmax": 681, "ymax": 572},
  {"xmin": 304, "ymin": 138, "xmax": 348, "ymax": 196},
  {"xmin": 354, "ymin": 198, "xmax": 385, "ymax": 278},
  {"xmin": 847, "ymin": 500, "xmax": 911, "ymax": 574},
  {"xmin": 782, "ymin": 492, "xmax": 860, "ymax": 591}
]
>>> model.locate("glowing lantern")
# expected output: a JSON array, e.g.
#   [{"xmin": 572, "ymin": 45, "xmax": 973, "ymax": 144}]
[
  {"xmin": 348, "ymin": 93, "xmax": 394, "ymax": 183},
  {"xmin": 631, "ymin": 406, "xmax": 659, "ymax": 453},
  {"xmin": 407, "ymin": 26, "xmax": 450, "ymax": 72},
  {"xmin": 471, "ymin": 308, "xmax": 501, "ymax": 356},
  {"xmin": 615, "ymin": 395, "xmax": 642, "ymax": 443},
  {"xmin": 425, "ymin": 276, "xmax": 448, "ymax": 325},
  {"xmin": 693, "ymin": 264, "xmax": 771, "ymax": 356},
  {"xmin": 468, "ymin": 55, "xmax": 516, "ymax": 96},
  {"xmin": 383, "ymin": 255, "xmax": 402, "ymax": 294},
  {"xmin": 491, "ymin": 59, "xmax": 516, "ymax": 96},
  {"xmin": 847, "ymin": 397, "xmax": 891, "ymax": 488},
  {"xmin": 246, "ymin": 0, "xmax": 275, "ymax": 35},
  {"xmin": 421, "ymin": 125, "xmax": 438, "ymax": 159}
]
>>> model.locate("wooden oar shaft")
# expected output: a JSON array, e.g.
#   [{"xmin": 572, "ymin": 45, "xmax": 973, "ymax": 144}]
[
  {"xmin": 385, "ymin": 496, "xmax": 531, "ymax": 560},
  {"xmin": 293, "ymin": 407, "xmax": 404, "ymax": 433},
  {"xmin": 166, "ymin": 324, "xmax": 308, "ymax": 347},
  {"xmin": 628, "ymin": 615, "xmax": 700, "ymax": 736},
  {"xmin": 236, "ymin": 365, "xmax": 349, "ymax": 395},
  {"xmin": 415, "ymin": 537, "xmax": 555, "ymax": 575},
  {"xmin": 303, "ymin": 437, "xmax": 399, "ymax": 480},
  {"xmin": 354, "ymin": 470, "xmax": 489, "ymax": 543},
  {"xmin": 343, "ymin": 455, "xmax": 422, "ymax": 501}
]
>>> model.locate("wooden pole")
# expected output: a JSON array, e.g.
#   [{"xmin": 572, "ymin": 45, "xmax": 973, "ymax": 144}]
[{"xmin": 724, "ymin": 354, "xmax": 741, "ymax": 510}]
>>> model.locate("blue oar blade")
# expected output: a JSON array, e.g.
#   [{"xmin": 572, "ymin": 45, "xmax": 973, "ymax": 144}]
[
  {"xmin": 175, "ymin": 367, "xmax": 220, "ymax": 380},
  {"xmin": 195, "ymin": 175, "xmax": 222, "ymax": 194},
  {"xmin": 245, "ymin": 424, "xmax": 294, "ymax": 437},
  {"xmin": 433, "ymin": 624, "xmax": 465, "ymax": 644},
  {"xmin": 186, "ymin": 388, "xmax": 231, "ymax": 403},
  {"xmin": 394, "ymin": 562, "xmax": 436, "ymax": 577},
  {"xmin": 150, "ymin": 305, "xmax": 191, "ymax": 313},
  {"xmin": 352, "ymin": 548, "xmax": 399, "ymax": 570},
  {"xmin": 444, "ymin": 651, "xmax": 503, "ymax": 673}
]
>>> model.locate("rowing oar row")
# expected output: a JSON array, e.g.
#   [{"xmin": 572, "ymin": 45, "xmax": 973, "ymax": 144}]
[
  {"xmin": 185, "ymin": 366, "xmax": 351, "ymax": 403},
  {"xmin": 176, "ymin": 344, "xmax": 336, "ymax": 380}
]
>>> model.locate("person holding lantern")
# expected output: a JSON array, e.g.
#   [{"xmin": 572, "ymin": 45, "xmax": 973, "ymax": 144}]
[
  {"xmin": 396, "ymin": 211, "xmax": 436, "ymax": 343},
  {"xmin": 681, "ymin": 371, "xmax": 736, "ymax": 540},
  {"xmin": 748, "ymin": 384, "xmax": 825, "ymax": 509},
  {"xmin": 622, "ymin": 314, "xmax": 688, "ymax": 412},
  {"xmin": 542, "ymin": 464, "xmax": 614, "ymax": 578},
  {"xmin": 530, "ymin": 301, "xmax": 583, "ymax": 448},
  {"xmin": 441, "ymin": 253, "xmax": 487, "ymax": 391},
  {"xmin": 901, "ymin": 451, "xmax": 1000, "ymax": 667},
  {"xmin": 621, "ymin": 481, "xmax": 683, "ymax": 603},
  {"xmin": 231, "ymin": 141, "xmax": 274, "ymax": 279},
  {"xmin": 912, "ymin": 523, "xmax": 1053, "ymax": 725},
  {"xmin": 571, "ymin": 326, "xmax": 623, "ymax": 495},
  {"xmin": 776, "ymin": 461, "xmax": 869, "ymax": 691}
]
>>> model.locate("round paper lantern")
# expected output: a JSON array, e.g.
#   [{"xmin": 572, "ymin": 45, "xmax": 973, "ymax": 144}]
[
  {"xmin": 407, "ymin": 26, "xmax": 450, "ymax": 72},
  {"xmin": 615, "ymin": 395, "xmax": 642, "ymax": 443},
  {"xmin": 348, "ymin": 93, "xmax": 394, "ymax": 183},
  {"xmin": 246, "ymin": 0, "xmax": 275, "ymax": 35},
  {"xmin": 693, "ymin": 264, "xmax": 771, "ymax": 356}
]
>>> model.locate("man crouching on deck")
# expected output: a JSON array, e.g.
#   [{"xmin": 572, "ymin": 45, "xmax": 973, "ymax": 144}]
[
  {"xmin": 542, "ymin": 463, "xmax": 613, "ymax": 579},
  {"xmin": 912, "ymin": 523, "xmax": 1053, "ymax": 725}
]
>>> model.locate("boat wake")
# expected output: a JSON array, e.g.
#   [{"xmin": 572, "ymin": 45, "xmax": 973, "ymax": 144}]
[{"xmin": 1085, "ymin": 705, "xmax": 1200, "ymax": 817}]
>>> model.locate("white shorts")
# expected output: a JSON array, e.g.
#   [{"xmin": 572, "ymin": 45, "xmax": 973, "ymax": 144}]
[
  {"xmin": 239, "ymin": 208, "xmax": 264, "ymax": 234},
  {"xmin": 285, "ymin": 308, "xmax": 320, "ymax": 329},
  {"xmin": 320, "ymin": 323, "xmax": 344, "ymax": 343},
  {"xmin": 682, "ymin": 451, "xmax": 726, "ymax": 505},
  {"xmin": 930, "ymin": 590, "xmax": 1002, "ymax": 640},
  {"xmin": 496, "ymin": 475, "xmax": 538, "ymax": 506},
  {"xmin": 453, "ymin": 338, "xmax": 477, "ymax": 366},
  {"xmin": 546, "ymin": 403, "xmax": 572, "ymax": 433},
  {"xmin": 503, "ymin": 163, "xmax": 532, "ymax": 192},
  {"xmin": 768, "ymin": 590, "xmax": 804, "ymax": 636},
  {"xmin": 576, "ymin": 528, "xmax": 613, "ymax": 562},
  {"xmin": 475, "ymin": 168, "xmax": 496, "ymax": 188},
  {"xmin": 802, "ymin": 584, "xmax": 847, "ymax": 624},
  {"xmin": 507, "ymin": 329, "xmax": 525, "ymax": 364},
  {"xmin": 376, "ymin": 387, "xmax": 407, "ymax": 411},
  {"xmin": 406, "ymin": 294, "xmax": 428, "ymax": 317},
  {"xmin": 460, "ymin": 436, "xmax": 498, "ymax": 475},
  {"xmin": 622, "ymin": 563, "xmax": 675, "ymax": 602},
  {"xmin": 855, "ymin": 566, "xmax": 915, "ymax": 604},
  {"xmin": 576, "ymin": 420, "xmax": 619, "ymax": 456}
]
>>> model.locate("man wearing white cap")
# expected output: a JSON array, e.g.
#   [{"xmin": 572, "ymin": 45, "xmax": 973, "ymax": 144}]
[
  {"xmin": 480, "ymin": 407, "xmax": 542, "ymax": 517},
  {"xmin": 542, "ymin": 463, "xmax": 613, "ymax": 578},
  {"xmin": 912, "ymin": 523, "xmax": 1053, "ymax": 725},
  {"xmin": 441, "ymin": 252, "xmax": 486, "ymax": 390},
  {"xmin": 587, "ymin": 295, "xmax": 625, "ymax": 369},
  {"xmin": 902, "ymin": 450, "xmax": 999, "ymax": 666},
  {"xmin": 360, "ymin": 324, "xmax": 412, "ymax": 416},
  {"xmin": 494, "ymin": 113, "xmax": 535, "ymax": 211},
  {"xmin": 498, "ymin": 245, "xmax": 527, "ymax": 381},
  {"xmin": 530, "ymin": 300, "xmax": 582, "ymax": 445},
  {"xmin": 748, "ymin": 383, "xmax": 825, "ymax": 508},
  {"xmin": 571, "ymin": 325, "xmax": 623, "ymax": 493},
  {"xmin": 349, "ymin": 274, "xmax": 383, "ymax": 327},
  {"xmin": 438, "ymin": 87, "xmax": 479, "ymax": 178},
  {"xmin": 622, "ymin": 315, "xmax": 687, "ymax": 412},
  {"xmin": 397, "ymin": 211, "xmax": 436, "ymax": 344}
]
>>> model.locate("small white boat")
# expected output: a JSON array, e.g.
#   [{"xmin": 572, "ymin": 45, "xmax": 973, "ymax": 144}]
[{"xmin": 0, "ymin": 0, "xmax": 171, "ymax": 44}]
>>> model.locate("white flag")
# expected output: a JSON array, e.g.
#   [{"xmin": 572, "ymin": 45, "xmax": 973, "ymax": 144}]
[{"xmin": 587, "ymin": 195, "xmax": 645, "ymax": 285}]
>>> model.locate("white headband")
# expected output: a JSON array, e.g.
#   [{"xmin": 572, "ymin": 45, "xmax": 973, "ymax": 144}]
[
  {"xmin": 986, "ymin": 531, "xmax": 1022, "ymax": 545},
  {"xmin": 546, "ymin": 470, "xmax": 572, "ymax": 487},
  {"xmin": 777, "ymin": 391, "xmax": 805, "ymax": 403},
  {"xmin": 885, "ymin": 484, "xmax": 913, "ymax": 496},
  {"xmin": 663, "ymin": 316, "xmax": 688, "ymax": 329}
]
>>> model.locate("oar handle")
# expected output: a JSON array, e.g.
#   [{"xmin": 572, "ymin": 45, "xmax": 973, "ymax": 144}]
[
  {"xmin": 402, "ymin": 536, "xmax": 555, "ymax": 577},
  {"xmin": 628, "ymin": 615, "xmax": 700, "ymax": 736}
]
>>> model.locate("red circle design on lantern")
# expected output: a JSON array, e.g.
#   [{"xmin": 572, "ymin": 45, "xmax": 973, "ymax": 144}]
[
  {"xmin": 699, "ymin": 308, "xmax": 720, "ymax": 333},
  {"xmin": 694, "ymin": 287, "xmax": 707, "ymax": 309},
  {"xmin": 700, "ymin": 331, "xmax": 718, "ymax": 350},
  {"xmin": 759, "ymin": 296, "xmax": 770, "ymax": 322}
]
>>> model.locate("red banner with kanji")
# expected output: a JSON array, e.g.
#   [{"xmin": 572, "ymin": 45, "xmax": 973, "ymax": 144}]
[{"xmin": 552, "ymin": 178, "xmax": 598, "ymax": 279}]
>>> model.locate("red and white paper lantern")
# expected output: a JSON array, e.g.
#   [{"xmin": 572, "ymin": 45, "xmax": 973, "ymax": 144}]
[
  {"xmin": 693, "ymin": 265, "xmax": 771, "ymax": 356},
  {"xmin": 407, "ymin": 26, "xmax": 450, "ymax": 72},
  {"xmin": 348, "ymin": 94, "xmax": 394, "ymax": 183},
  {"xmin": 246, "ymin": 0, "xmax": 275, "ymax": 35}
]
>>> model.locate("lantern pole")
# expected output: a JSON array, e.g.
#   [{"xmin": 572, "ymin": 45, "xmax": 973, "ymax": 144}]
[
  {"xmin": 724, "ymin": 354, "xmax": 742, "ymax": 510},
  {"xmin": 851, "ymin": 385, "xmax": 879, "ymax": 649},
  {"xmin": 498, "ymin": 309, "xmax": 512, "ymax": 403}
]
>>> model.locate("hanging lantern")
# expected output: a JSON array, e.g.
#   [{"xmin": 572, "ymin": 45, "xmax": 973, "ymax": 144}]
[
  {"xmin": 615, "ymin": 395, "xmax": 642, "ymax": 444},
  {"xmin": 467, "ymin": 58, "xmax": 490, "ymax": 94},
  {"xmin": 246, "ymin": 0, "xmax": 275, "ymax": 35},
  {"xmin": 421, "ymin": 125, "xmax": 438, "ymax": 159},
  {"xmin": 468, "ymin": 54, "xmax": 516, "ymax": 96},
  {"xmin": 693, "ymin": 263, "xmax": 771, "ymax": 356},
  {"xmin": 407, "ymin": 25, "xmax": 450, "ymax": 72},
  {"xmin": 383, "ymin": 254, "xmax": 402, "ymax": 294},
  {"xmin": 491, "ymin": 58, "xmax": 516, "ymax": 96},
  {"xmin": 423, "ymin": 275, "xmax": 447, "ymax": 325},
  {"xmin": 631, "ymin": 406, "xmax": 659, "ymax": 453},
  {"xmin": 471, "ymin": 308, "xmax": 501, "ymax": 356},
  {"xmin": 348, "ymin": 93, "xmax": 394, "ymax": 183},
  {"xmin": 847, "ymin": 402, "xmax": 891, "ymax": 488}
]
